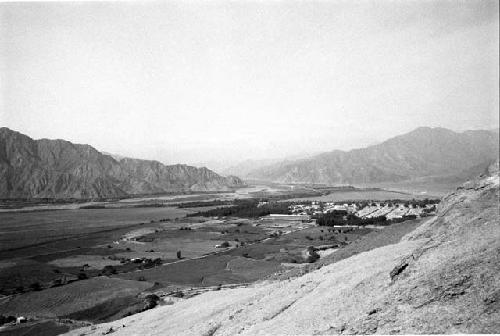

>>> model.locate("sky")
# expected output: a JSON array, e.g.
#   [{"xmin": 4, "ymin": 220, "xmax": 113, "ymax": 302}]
[{"xmin": 0, "ymin": 0, "xmax": 499, "ymax": 170}]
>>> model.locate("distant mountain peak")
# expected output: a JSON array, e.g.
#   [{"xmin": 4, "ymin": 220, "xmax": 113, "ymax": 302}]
[{"xmin": 246, "ymin": 127, "xmax": 499, "ymax": 186}]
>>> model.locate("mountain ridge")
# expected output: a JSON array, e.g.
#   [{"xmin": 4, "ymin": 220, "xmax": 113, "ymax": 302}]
[
  {"xmin": 0, "ymin": 127, "xmax": 244, "ymax": 199},
  {"xmin": 246, "ymin": 127, "xmax": 499, "ymax": 186}
]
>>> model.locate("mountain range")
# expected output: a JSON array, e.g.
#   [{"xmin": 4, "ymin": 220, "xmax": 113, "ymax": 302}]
[
  {"xmin": 245, "ymin": 127, "xmax": 499, "ymax": 186},
  {"xmin": 0, "ymin": 127, "xmax": 244, "ymax": 199},
  {"xmin": 1, "ymin": 126, "xmax": 498, "ymax": 199}
]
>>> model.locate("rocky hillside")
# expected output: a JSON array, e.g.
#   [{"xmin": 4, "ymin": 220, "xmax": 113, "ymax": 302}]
[
  {"xmin": 66, "ymin": 162, "xmax": 499, "ymax": 335},
  {"xmin": 0, "ymin": 128, "xmax": 244, "ymax": 198},
  {"xmin": 247, "ymin": 127, "xmax": 499, "ymax": 185}
]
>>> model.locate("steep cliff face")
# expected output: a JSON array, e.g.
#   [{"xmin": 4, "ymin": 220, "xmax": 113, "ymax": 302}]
[
  {"xmin": 66, "ymin": 162, "xmax": 499, "ymax": 335},
  {"xmin": 115, "ymin": 158, "xmax": 243, "ymax": 194},
  {"xmin": 0, "ymin": 128, "xmax": 244, "ymax": 198},
  {"xmin": 247, "ymin": 127, "xmax": 499, "ymax": 185}
]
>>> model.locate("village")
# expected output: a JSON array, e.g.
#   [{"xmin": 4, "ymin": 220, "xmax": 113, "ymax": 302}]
[{"xmin": 262, "ymin": 199, "xmax": 439, "ymax": 221}]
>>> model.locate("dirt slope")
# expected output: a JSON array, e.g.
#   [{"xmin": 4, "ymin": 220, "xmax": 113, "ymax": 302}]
[{"xmin": 66, "ymin": 162, "xmax": 499, "ymax": 335}]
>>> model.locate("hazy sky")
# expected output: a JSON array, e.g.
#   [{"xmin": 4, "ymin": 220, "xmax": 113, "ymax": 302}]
[{"xmin": 1, "ymin": 1, "xmax": 498, "ymax": 169}]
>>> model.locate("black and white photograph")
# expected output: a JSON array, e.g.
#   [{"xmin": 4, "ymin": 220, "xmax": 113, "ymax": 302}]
[{"xmin": 0, "ymin": 0, "xmax": 499, "ymax": 335}]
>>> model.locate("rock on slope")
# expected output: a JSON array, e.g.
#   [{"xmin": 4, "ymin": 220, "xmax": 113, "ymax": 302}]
[
  {"xmin": 66, "ymin": 162, "xmax": 499, "ymax": 335},
  {"xmin": 247, "ymin": 127, "xmax": 499, "ymax": 185},
  {"xmin": 0, "ymin": 127, "xmax": 244, "ymax": 198}
]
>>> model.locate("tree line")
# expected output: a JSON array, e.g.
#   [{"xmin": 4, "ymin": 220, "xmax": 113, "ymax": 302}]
[{"xmin": 188, "ymin": 199, "xmax": 291, "ymax": 218}]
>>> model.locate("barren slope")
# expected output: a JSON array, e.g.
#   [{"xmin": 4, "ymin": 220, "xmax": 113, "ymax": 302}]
[
  {"xmin": 66, "ymin": 162, "xmax": 499, "ymax": 335},
  {"xmin": 0, "ymin": 127, "xmax": 244, "ymax": 198}
]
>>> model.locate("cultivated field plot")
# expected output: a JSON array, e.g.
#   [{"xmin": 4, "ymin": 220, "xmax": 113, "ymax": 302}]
[
  {"xmin": 116, "ymin": 253, "xmax": 282, "ymax": 288},
  {"xmin": 48, "ymin": 255, "xmax": 123, "ymax": 270},
  {"xmin": 0, "ymin": 277, "xmax": 152, "ymax": 318},
  {"xmin": 0, "ymin": 319, "xmax": 72, "ymax": 336},
  {"xmin": 0, "ymin": 207, "xmax": 189, "ymax": 258},
  {"xmin": 222, "ymin": 225, "xmax": 371, "ymax": 263},
  {"xmin": 115, "ymin": 219, "xmax": 376, "ymax": 288},
  {"xmin": 115, "ymin": 235, "xmax": 227, "ymax": 260},
  {"xmin": 0, "ymin": 207, "xmax": 190, "ymax": 295}
]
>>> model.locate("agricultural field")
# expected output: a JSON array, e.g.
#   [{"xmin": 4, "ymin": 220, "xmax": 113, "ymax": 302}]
[
  {"xmin": 0, "ymin": 184, "xmax": 434, "ymax": 335},
  {"xmin": 0, "ymin": 207, "xmax": 190, "ymax": 254},
  {"xmin": 0, "ymin": 277, "xmax": 152, "ymax": 318},
  {"xmin": 0, "ymin": 277, "xmax": 154, "ymax": 336},
  {"xmin": 0, "ymin": 207, "xmax": 189, "ymax": 295}
]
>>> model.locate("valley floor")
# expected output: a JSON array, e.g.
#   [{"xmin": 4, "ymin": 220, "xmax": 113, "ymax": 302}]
[{"xmin": 63, "ymin": 165, "xmax": 500, "ymax": 335}]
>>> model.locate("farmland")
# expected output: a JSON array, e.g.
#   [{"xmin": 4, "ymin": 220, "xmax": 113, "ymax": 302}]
[
  {"xmin": 0, "ymin": 277, "xmax": 153, "ymax": 318},
  {"xmin": 0, "ymin": 207, "xmax": 190, "ymax": 254},
  {"xmin": 0, "ymin": 184, "xmax": 436, "ymax": 335}
]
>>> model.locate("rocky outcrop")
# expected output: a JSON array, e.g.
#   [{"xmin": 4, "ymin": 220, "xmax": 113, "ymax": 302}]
[
  {"xmin": 247, "ymin": 127, "xmax": 499, "ymax": 185},
  {"xmin": 0, "ymin": 128, "xmax": 244, "ymax": 198},
  {"xmin": 65, "ymin": 162, "xmax": 499, "ymax": 335}
]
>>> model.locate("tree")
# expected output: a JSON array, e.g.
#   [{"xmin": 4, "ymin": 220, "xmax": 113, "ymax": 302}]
[
  {"xmin": 29, "ymin": 282, "xmax": 42, "ymax": 291},
  {"xmin": 304, "ymin": 246, "xmax": 320, "ymax": 263},
  {"xmin": 78, "ymin": 272, "xmax": 88, "ymax": 280},
  {"xmin": 103, "ymin": 265, "xmax": 117, "ymax": 275},
  {"xmin": 144, "ymin": 294, "xmax": 160, "ymax": 310}
]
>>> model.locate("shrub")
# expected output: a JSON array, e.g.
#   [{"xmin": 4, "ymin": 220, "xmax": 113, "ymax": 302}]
[
  {"xmin": 50, "ymin": 279, "xmax": 63, "ymax": 287},
  {"xmin": 77, "ymin": 272, "xmax": 88, "ymax": 280},
  {"xmin": 0, "ymin": 315, "xmax": 16, "ymax": 326},
  {"xmin": 171, "ymin": 291, "xmax": 184, "ymax": 298},
  {"xmin": 144, "ymin": 294, "xmax": 160, "ymax": 310},
  {"xmin": 304, "ymin": 247, "xmax": 320, "ymax": 263},
  {"xmin": 29, "ymin": 282, "xmax": 42, "ymax": 291},
  {"xmin": 103, "ymin": 265, "xmax": 117, "ymax": 275}
]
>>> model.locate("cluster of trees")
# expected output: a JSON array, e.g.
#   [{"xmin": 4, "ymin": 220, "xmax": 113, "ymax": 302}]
[
  {"xmin": 315, "ymin": 198, "xmax": 440, "ymax": 209},
  {"xmin": 0, "ymin": 315, "xmax": 17, "ymax": 326},
  {"xmin": 188, "ymin": 199, "xmax": 291, "ymax": 218},
  {"xmin": 314, "ymin": 210, "xmax": 388, "ymax": 227},
  {"xmin": 390, "ymin": 214, "xmax": 418, "ymax": 223},
  {"xmin": 315, "ymin": 210, "xmax": 422, "ymax": 227},
  {"xmin": 176, "ymin": 199, "xmax": 232, "ymax": 208}
]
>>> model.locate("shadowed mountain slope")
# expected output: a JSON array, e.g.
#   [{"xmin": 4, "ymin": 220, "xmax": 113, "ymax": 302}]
[
  {"xmin": 0, "ymin": 128, "xmax": 244, "ymax": 198},
  {"xmin": 65, "ymin": 161, "xmax": 500, "ymax": 335},
  {"xmin": 247, "ymin": 127, "xmax": 499, "ymax": 185}
]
